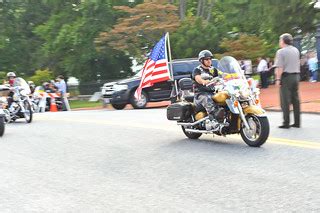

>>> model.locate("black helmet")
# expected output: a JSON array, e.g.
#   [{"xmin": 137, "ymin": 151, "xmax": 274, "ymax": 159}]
[{"xmin": 198, "ymin": 50, "xmax": 213, "ymax": 61}]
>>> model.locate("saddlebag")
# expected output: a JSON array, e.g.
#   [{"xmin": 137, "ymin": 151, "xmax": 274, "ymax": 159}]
[{"xmin": 167, "ymin": 102, "xmax": 193, "ymax": 121}]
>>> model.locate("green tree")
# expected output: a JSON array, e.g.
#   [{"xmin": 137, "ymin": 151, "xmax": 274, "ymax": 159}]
[
  {"xmin": 0, "ymin": 1, "xmax": 51, "ymax": 76},
  {"xmin": 34, "ymin": 0, "xmax": 133, "ymax": 82},
  {"xmin": 170, "ymin": 17, "xmax": 222, "ymax": 59},
  {"xmin": 28, "ymin": 69, "xmax": 54, "ymax": 85},
  {"xmin": 96, "ymin": 0, "xmax": 180, "ymax": 62},
  {"xmin": 217, "ymin": 34, "xmax": 273, "ymax": 62}
]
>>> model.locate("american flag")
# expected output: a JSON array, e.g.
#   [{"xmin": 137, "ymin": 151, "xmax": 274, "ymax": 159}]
[{"xmin": 134, "ymin": 34, "xmax": 171, "ymax": 100}]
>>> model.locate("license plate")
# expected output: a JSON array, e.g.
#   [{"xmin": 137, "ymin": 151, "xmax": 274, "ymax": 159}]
[{"xmin": 103, "ymin": 98, "xmax": 110, "ymax": 104}]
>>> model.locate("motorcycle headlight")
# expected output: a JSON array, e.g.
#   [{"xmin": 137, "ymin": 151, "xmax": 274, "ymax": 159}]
[
  {"xmin": 253, "ymin": 88, "xmax": 260, "ymax": 95},
  {"xmin": 113, "ymin": 84, "xmax": 128, "ymax": 91},
  {"xmin": 240, "ymin": 88, "xmax": 250, "ymax": 98}
]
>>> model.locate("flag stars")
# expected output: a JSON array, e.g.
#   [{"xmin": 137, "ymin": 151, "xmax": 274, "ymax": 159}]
[{"xmin": 150, "ymin": 37, "xmax": 166, "ymax": 61}]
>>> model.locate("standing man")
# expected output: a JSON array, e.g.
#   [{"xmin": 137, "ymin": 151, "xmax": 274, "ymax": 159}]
[
  {"xmin": 55, "ymin": 75, "xmax": 71, "ymax": 111},
  {"xmin": 257, "ymin": 57, "xmax": 269, "ymax": 88},
  {"xmin": 274, "ymin": 33, "xmax": 301, "ymax": 129}
]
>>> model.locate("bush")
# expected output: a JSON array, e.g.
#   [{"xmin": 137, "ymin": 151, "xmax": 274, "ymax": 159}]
[{"xmin": 28, "ymin": 69, "xmax": 54, "ymax": 85}]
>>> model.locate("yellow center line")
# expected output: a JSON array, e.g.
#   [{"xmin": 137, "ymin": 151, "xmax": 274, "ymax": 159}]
[
  {"xmin": 227, "ymin": 135, "xmax": 320, "ymax": 150},
  {"xmin": 36, "ymin": 117, "xmax": 320, "ymax": 150}
]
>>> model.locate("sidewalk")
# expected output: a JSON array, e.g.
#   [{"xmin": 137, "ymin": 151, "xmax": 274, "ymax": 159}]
[{"xmin": 259, "ymin": 81, "xmax": 320, "ymax": 114}]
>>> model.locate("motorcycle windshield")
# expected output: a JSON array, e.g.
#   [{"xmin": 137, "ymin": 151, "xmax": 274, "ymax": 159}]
[{"xmin": 217, "ymin": 56, "xmax": 246, "ymax": 81}]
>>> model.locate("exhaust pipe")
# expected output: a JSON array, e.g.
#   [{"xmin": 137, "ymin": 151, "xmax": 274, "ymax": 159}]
[
  {"xmin": 184, "ymin": 128, "xmax": 212, "ymax": 134},
  {"xmin": 177, "ymin": 116, "xmax": 208, "ymax": 127},
  {"xmin": 184, "ymin": 124, "xmax": 228, "ymax": 135}
]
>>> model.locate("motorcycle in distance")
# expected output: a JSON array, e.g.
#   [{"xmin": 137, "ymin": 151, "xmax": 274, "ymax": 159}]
[
  {"xmin": 0, "ymin": 85, "xmax": 11, "ymax": 136},
  {"xmin": 167, "ymin": 56, "xmax": 270, "ymax": 147},
  {"xmin": 3, "ymin": 86, "xmax": 33, "ymax": 123}
]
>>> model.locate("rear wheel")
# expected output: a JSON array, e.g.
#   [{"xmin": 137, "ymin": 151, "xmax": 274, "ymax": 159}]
[
  {"xmin": 240, "ymin": 115, "xmax": 269, "ymax": 147},
  {"xmin": 0, "ymin": 117, "xmax": 5, "ymax": 137},
  {"xmin": 111, "ymin": 103, "xmax": 126, "ymax": 110},
  {"xmin": 182, "ymin": 126, "xmax": 202, "ymax": 139},
  {"xmin": 23, "ymin": 100, "xmax": 33, "ymax": 123},
  {"xmin": 130, "ymin": 91, "xmax": 148, "ymax": 109}
]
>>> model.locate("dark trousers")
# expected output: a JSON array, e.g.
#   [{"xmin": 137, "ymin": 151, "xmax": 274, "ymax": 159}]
[
  {"xmin": 194, "ymin": 92, "xmax": 216, "ymax": 114},
  {"xmin": 260, "ymin": 71, "xmax": 269, "ymax": 88},
  {"xmin": 280, "ymin": 73, "xmax": 300, "ymax": 126}
]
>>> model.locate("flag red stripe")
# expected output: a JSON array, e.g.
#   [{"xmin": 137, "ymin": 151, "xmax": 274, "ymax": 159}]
[
  {"xmin": 154, "ymin": 62, "xmax": 167, "ymax": 68},
  {"xmin": 152, "ymin": 69, "xmax": 169, "ymax": 76},
  {"xmin": 144, "ymin": 71, "xmax": 153, "ymax": 79},
  {"xmin": 141, "ymin": 63, "xmax": 167, "ymax": 80},
  {"xmin": 141, "ymin": 80, "xmax": 152, "ymax": 88},
  {"xmin": 150, "ymin": 76, "xmax": 170, "ymax": 84},
  {"xmin": 146, "ymin": 61, "xmax": 156, "ymax": 70},
  {"xmin": 142, "ymin": 75, "xmax": 170, "ymax": 87}
]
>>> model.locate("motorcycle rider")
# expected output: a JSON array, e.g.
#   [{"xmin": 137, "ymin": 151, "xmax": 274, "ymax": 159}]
[
  {"xmin": 6, "ymin": 72, "xmax": 31, "ymax": 110},
  {"xmin": 192, "ymin": 50, "xmax": 224, "ymax": 122}
]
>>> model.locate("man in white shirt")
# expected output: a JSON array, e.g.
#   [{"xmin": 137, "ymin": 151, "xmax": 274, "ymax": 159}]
[{"xmin": 257, "ymin": 57, "xmax": 269, "ymax": 88}]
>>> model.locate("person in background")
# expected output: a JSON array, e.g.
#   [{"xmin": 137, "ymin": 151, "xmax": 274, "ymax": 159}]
[
  {"xmin": 300, "ymin": 55, "xmax": 309, "ymax": 81},
  {"xmin": 240, "ymin": 60, "xmax": 246, "ymax": 70},
  {"xmin": 28, "ymin": 81, "xmax": 36, "ymax": 94},
  {"xmin": 267, "ymin": 58, "xmax": 275, "ymax": 84},
  {"xmin": 274, "ymin": 33, "xmax": 301, "ymax": 129},
  {"xmin": 43, "ymin": 82, "xmax": 57, "ymax": 93},
  {"xmin": 240, "ymin": 60, "xmax": 247, "ymax": 77},
  {"xmin": 257, "ymin": 57, "xmax": 269, "ymax": 88},
  {"xmin": 55, "ymin": 75, "xmax": 70, "ymax": 111},
  {"xmin": 307, "ymin": 51, "xmax": 318, "ymax": 83}
]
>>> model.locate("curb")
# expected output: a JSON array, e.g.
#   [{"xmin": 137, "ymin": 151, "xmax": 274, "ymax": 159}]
[{"xmin": 265, "ymin": 108, "xmax": 320, "ymax": 115}]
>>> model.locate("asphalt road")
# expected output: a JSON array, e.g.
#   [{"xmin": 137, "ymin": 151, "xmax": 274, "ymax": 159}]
[{"xmin": 0, "ymin": 109, "xmax": 319, "ymax": 212}]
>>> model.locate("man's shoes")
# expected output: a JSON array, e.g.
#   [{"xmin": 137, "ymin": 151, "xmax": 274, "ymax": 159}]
[
  {"xmin": 278, "ymin": 125, "xmax": 290, "ymax": 129},
  {"xmin": 290, "ymin": 124, "xmax": 300, "ymax": 128}
]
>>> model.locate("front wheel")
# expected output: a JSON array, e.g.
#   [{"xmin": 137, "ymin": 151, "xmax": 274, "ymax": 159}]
[
  {"xmin": 0, "ymin": 117, "xmax": 5, "ymax": 137},
  {"xmin": 23, "ymin": 100, "xmax": 33, "ymax": 123},
  {"xmin": 240, "ymin": 115, "xmax": 269, "ymax": 147}
]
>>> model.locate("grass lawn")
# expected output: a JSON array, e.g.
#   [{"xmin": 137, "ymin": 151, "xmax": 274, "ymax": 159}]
[
  {"xmin": 251, "ymin": 74, "xmax": 260, "ymax": 81},
  {"xmin": 69, "ymin": 100, "xmax": 102, "ymax": 109}
]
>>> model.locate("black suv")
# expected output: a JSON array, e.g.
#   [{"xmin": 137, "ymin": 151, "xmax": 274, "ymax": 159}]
[{"xmin": 101, "ymin": 58, "xmax": 219, "ymax": 110}]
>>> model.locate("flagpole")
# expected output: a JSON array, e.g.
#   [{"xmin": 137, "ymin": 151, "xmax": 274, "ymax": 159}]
[
  {"xmin": 166, "ymin": 32, "xmax": 179, "ymax": 101},
  {"xmin": 166, "ymin": 32, "xmax": 174, "ymax": 80}
]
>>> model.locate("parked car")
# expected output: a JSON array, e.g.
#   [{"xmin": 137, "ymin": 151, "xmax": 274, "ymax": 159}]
[{"xmin": 101, "ymin": 58, "xmax": 219, "ymax": 110}]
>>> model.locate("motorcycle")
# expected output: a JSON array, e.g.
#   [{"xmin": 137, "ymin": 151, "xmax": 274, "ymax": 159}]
[
  {"xmin": 0, "ymin": 85, "xmax": 10, "ymax": 136},
  {"xmin": 3, "ymin": 86, "xmax": 33, "ymax": 123},
  {"xmin": 167, "ymin": 56, "xmax": 270, "ymax": 147}
]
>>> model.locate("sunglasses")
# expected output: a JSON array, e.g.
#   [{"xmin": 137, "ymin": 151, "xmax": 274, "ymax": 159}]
[{"xmin": 203, "ymin": 58, "xmax": 212, "ymax": 61}]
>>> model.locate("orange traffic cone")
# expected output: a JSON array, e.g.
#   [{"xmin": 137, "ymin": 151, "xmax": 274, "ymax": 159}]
[{"xmin": 50, "ymin": 98, "xmax": 58, "ymax": 112}]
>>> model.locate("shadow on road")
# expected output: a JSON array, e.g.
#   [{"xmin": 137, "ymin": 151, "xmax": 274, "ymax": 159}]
[{"xmin": 163, "ymin": 137, "xmax": 268, "ymax": 155}]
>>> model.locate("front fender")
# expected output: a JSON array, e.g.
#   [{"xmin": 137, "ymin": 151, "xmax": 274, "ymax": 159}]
[{"xmin": 243, "ymin": 105, "xmax": 266, "ymax": 116}]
